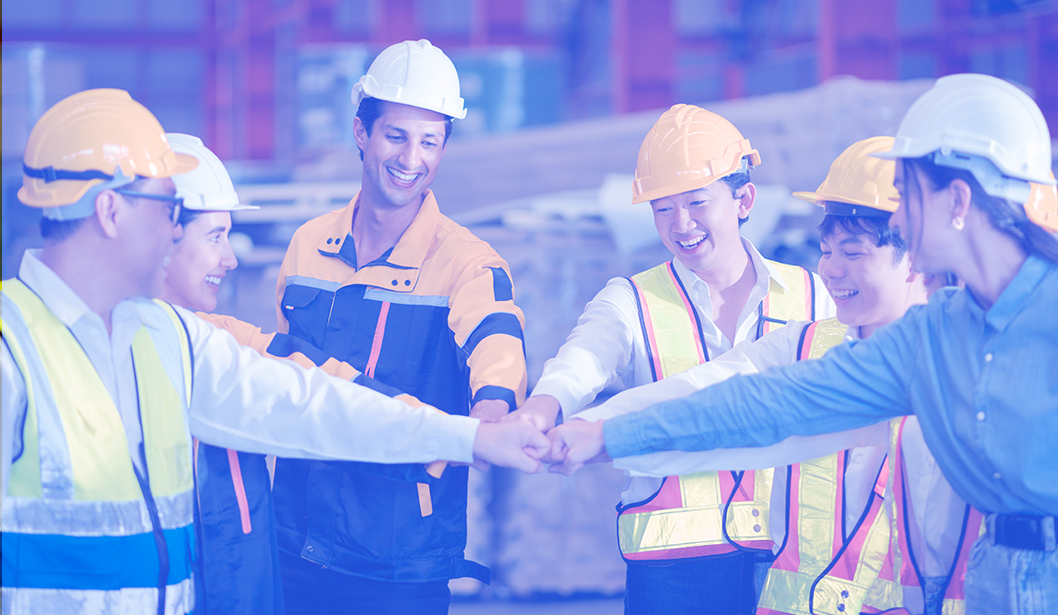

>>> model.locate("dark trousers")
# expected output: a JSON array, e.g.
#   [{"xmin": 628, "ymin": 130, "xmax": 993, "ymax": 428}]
[
  {"xmin": 280, "ymin": 551, "xmax": 451, "ymax": 615},
  {"xmin": 624, "ymin": 552, "xmax": 758, "ymax": 615}
]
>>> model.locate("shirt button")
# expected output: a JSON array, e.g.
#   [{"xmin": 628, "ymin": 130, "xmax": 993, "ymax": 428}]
[
  {"xmin": 993, "ymin": 472, "xmax": 1002, "ymax": 480},
  {"xmin": 984, "ymin": 353, "xmax": 994, "ymax": 363},
  {"xmin": 977, "ymin": 411, "xmax": 986, "ymax": 421}
]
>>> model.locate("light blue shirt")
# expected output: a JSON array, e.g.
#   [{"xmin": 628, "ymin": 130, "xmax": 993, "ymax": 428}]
[{"xmin": 606, "ymin": 255, "xmax": 1058, "ymax": 515}]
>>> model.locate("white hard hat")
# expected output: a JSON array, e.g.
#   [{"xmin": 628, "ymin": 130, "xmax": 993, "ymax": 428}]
[
  {"xmin": 875, "ymin": 74, "xmax": 1055, "ymax": 203},
  {"xmin": 166, "ymin": 133, "xmax": 258, "ymax": 211},
  {"xmin": 352, "ymin": 39, "xmax": 467, "ymax": 120}
]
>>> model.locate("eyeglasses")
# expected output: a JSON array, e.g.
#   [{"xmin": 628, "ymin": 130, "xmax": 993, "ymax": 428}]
[{"xmin": 114, "ymin": 189, "xmax": 184, "ymax": 224}]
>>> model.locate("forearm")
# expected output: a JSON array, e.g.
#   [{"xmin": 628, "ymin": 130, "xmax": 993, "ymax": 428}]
[{"xmin": 605, "ymin": 340, "xmax": 910, "ymax": 458}]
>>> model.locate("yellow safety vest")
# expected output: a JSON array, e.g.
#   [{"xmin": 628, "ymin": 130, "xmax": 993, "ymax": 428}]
[
  {"xmin": 617, "ymin": 259, "xmax": 815, "ymax": 561},
  {"xmin": 757, "ymin": 318, "xmax": 892, "ymax": 615},
  {"xmin": 1, "ymin": 279, "xmax": 196, "ymax": 615},
  {"xmin": 863, "ymin": 418, "xmax": 985, "ymax": 615}
]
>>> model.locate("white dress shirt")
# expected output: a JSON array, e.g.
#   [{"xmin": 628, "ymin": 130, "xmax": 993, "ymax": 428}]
[
  {"xmin": 2, "ymin": 250, "xmax": 479, "ymax": 496},
  {"xmin": 531, "ymin": 238, "xmax": 836, "ymax": 504}
]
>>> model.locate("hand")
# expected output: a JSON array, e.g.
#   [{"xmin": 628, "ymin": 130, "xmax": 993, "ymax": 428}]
[
  {"xmin": 546, "ymin": 419, "xmax": 610, "ymax": 475},
  {"xmin": 472, "ymin": 421, "xmax": 551, "ymax": 474},
  {"xmin": 503, "ymin": 395, "xmax": 561, "ymax": 431},
  {"xmin": 470, "ymin": 399, "xmax": 510, "ymax": 423}
]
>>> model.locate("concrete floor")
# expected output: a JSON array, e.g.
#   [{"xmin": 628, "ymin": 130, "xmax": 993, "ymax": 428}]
[{"xmin": 451, "ymin": 597, "xmax": 623, "ymax": 615}]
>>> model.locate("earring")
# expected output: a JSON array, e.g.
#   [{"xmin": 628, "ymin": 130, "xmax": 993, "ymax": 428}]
[{"xmin": 952, "ymin": 217, "xmax": 964, "ymax": 231}]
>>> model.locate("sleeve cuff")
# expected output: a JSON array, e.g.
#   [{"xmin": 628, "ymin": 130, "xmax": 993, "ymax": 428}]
[{"xmin": 428, "ymin": 414, "xmax": 480, "ymax": 464}]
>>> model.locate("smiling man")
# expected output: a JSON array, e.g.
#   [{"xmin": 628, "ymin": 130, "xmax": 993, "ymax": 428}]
[
  {"xmin": 506, "ymin": 104, "xmax": 834, "ymax": 614},
  {"xmin": 271, "ymin": 40, "xmax": 529, "ymax": 615}
]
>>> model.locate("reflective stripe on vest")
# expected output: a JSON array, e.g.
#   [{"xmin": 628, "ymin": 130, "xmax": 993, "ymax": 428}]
[
  {"xmin": 1, "ymin": 280, "xmax": 195, "ymax": 615},
  {"xmin": 873, "ymin": 418, "xmax": 985, "ymax": 615},
  {"xmin": 757, "ymin": 318, "xmax": 892, "ymax": 615},
  {"xmin": 617, "ymin": 260, "xmax": 813, "ymax": 561}
]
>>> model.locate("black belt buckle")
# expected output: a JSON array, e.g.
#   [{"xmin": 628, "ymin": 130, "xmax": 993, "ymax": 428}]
[{"xmin": 992, "ymin": 514, "xmax": 1057, "ymax": 551}]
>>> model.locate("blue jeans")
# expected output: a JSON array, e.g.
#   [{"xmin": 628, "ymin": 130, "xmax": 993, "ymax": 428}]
[
  {"xmin": 624, "ymin": 553, "xmax": 757, "ymax": 615},
  {"xmin": 964, "ymin": 536, "xmax": 1058, "ymax": 615}
]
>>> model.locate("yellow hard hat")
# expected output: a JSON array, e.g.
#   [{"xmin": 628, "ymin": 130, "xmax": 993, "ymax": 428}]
[
  {"xmin": 631, "ymin": 104, "xmax": 761, "ymax": 205},
  {"xmin": 1026, "ymin": 173, "xmax": 1058, "ymax": 233},
  {"xmin": 793, "ymin": 136, "xmax": 899, "ymax": 217},
  {"xmin": 19, "ymin": 88, "xmax": 198, "ymax": 220}
]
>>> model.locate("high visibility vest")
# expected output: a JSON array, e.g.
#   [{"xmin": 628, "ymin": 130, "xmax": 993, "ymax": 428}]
[
  {"xmin": 617, "ymin": 259, "xmax": 816, "ymax": 561},
  {"xmin": 863, "ymin": 418, "xmax": 985, "ymax": 615},
  {"xmin": 756, "ymin": 318, "xmax": 893, "ymax": 615},
  {"xmin": 1, "ymin": 280, "xmax": 196, "ymax": 615}
]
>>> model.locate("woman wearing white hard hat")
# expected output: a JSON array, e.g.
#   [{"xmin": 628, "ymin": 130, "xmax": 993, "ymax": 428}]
[
  {"xmin": 158, "ymin": 133, "xmax": 285, "ymax": 615},
  {"xmin": 547, "ymin": 73, "xmax": 1058, "ymax": 615}
]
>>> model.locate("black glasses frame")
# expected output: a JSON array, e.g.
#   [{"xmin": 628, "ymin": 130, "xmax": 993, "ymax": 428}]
[{"xmin": 114, "ymin": 189, "xmax": 184, "ymax": 224}]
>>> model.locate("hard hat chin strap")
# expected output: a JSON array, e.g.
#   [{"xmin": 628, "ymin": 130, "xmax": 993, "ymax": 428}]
[
  {"xmin": 34, "ymin": 166, "xmax": 137, "ymax": 221},
  {"xmin": 930, "ymin": 149, "xmax": 1031, "ymax": 205}
]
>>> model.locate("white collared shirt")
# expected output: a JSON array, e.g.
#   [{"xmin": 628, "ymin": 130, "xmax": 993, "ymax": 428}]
[
  {"xmin": 530, "ymin": 239, "xmax": 834, "ymax": 505},
  {"xmin": 2, "ymin": 250, "xmax": 479, "ymax": 495},
  {"xmin": 532, "ymin": 239, "xmax": 835, "ymax": 424}
]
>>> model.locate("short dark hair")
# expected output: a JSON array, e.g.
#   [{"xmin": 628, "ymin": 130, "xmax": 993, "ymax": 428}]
[
  {"xmin": 902, "ymin": 156, "xmax": 1058, "ymax": 264},
  {"xmin": 355, "ymin": 97, "xmax": 454, "ymax": 161},
  {"xmin": 40, "ymin": 216, "xmax": 87, "ymax": 241},
  {"xmin": 720, "ymin": 170, "xmax": 751, "ymax": 227},
  {"xmin": 818, "ymin": 211, "xmax": 908, "ymax": 264}
]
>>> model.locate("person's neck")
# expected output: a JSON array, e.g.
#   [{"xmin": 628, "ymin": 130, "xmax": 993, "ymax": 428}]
[
  {"xmin": 351, "ymin": 188, "xmax": 425, "ymax": 267},
  {"xmin": 952, "ymin": 220, "xmax": 1027, "ymax": 311},
  {"xmin": 858, "ymin": 282, "xmax": 928, "ymax": 339},
  {"xmin": 39, "ymin": 239, "xmax": 125, "ymax": 334},
  {"xmin": 690, "ymin": 239, "xmax": 753, "ymax": 292}
]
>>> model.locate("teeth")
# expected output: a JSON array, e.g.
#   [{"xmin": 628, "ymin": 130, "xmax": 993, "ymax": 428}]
[
  {"xmin": 678, "ymin": 236, "xmax": 706, "ymax": 249},
  {"xmin": 387, "ymin": 167, "xmax": 417, "ymax": 182},
  {"xmin": 832, "ymin": 289, "xmax": 858, "ymax": 299},
  {"xmin": 205, "ymin": 275, "xmax": 221, "ymax": 286}
]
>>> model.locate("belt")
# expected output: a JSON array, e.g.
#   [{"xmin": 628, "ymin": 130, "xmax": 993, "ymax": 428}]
[{"xmin": 987, "ymin": 514, "xmax": 1057, "ymax": 551}]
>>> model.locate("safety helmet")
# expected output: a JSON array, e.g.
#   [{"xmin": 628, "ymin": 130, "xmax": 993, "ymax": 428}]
[
  {"xmin": 794, "ymin": 136, "xmax": 898, "ymax": 218},
  {"xmin": 874, "ymin": 74, "xmax": 1055, "ymax": 205},
  {"xmin": 19, "ymin": 88, "xmax": 198, "ymax": 220},
  {"xmin": 167, "ymin": 134, "xmax": 258, "ymax": 212},
  {"xmin": 352, "ymin": 39, "xmax": 467, "ymax": 119},
  {"xmin": 632, "ymin": 104, "xmax": 760, "ymax": 205},
  {"xmin": 1026, "ymin": 174, "xmax": 1058, "ymax": 233}
]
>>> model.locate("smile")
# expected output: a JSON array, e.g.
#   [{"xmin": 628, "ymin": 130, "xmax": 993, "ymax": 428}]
[
  {"xmin": 205, "ymin": 275, "xmax": 222, "ymax": 287},
  {"xmin": 386, "ymin": 167, "xmax": 420, "ymax": 184},
  {"xmin": 831, "ymin": 289, "xmax": 858, "ymax": 299},
  {"xmin": 677, "ymin": 235, "xmax": 707, "ymax": 249}
]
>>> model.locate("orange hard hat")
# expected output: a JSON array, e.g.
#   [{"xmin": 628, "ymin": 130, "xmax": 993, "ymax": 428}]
[
  {"xmin": 793, "ymin": 136, "xmax": 899, "ymax": 217},
  {"xmin": 631, "ymin": 104, "xmax": 761, "ymax": 204},
  {"xmin": 1026, "ymin": 173, "xmax": 1058, "ymax": 233},
  {"xmin": 19, "ymin": 88, "xmax": 197, "ymax": 218}
]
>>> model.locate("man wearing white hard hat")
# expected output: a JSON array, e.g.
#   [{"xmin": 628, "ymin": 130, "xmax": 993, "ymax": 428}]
[
  {"xmin": 0, "ymin": 91, "xmax": 547, "ymax": 615},
  {"xmin": 547, "ymin": 74, "xmax": 1058, "ymax": 614},
  {"xmin": 272, "ymin": 40, "xmax": 530, "ymax": 614}
]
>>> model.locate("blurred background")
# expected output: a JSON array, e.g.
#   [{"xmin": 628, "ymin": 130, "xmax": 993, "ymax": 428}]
[{"xmin": 4, "ymin": 0, "xmax": 1058, "ymax": 610}]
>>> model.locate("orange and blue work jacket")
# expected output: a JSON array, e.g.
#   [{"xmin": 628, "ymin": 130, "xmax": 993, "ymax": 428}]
[
  {"xmin": 192, "ymin": 313, "xmax": 440, "ymax": 615},
  {"xmin": 271, "ymin": 190, "xmax": 528, "ymax": 583}
]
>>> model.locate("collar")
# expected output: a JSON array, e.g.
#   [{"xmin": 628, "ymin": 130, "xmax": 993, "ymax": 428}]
[
  {"xmin": 315, "ymin": 190, "xmax": 444, "ymax": 290},
  {"xmin": 670, "ymin": 237, "xmax": 787, "ymax": 295},
  {"xmin": 984, "ymin": 255, "xmax": 1052, "ymax": 332},
  {"xmin": 16, "ymin": 249, "xmax": 164, "ymax": 332}
]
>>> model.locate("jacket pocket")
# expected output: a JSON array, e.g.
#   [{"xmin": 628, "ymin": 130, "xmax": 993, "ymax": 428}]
[{"xmin": 280, "ymin": 284, "xmax": 332, "ymax": 349}]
